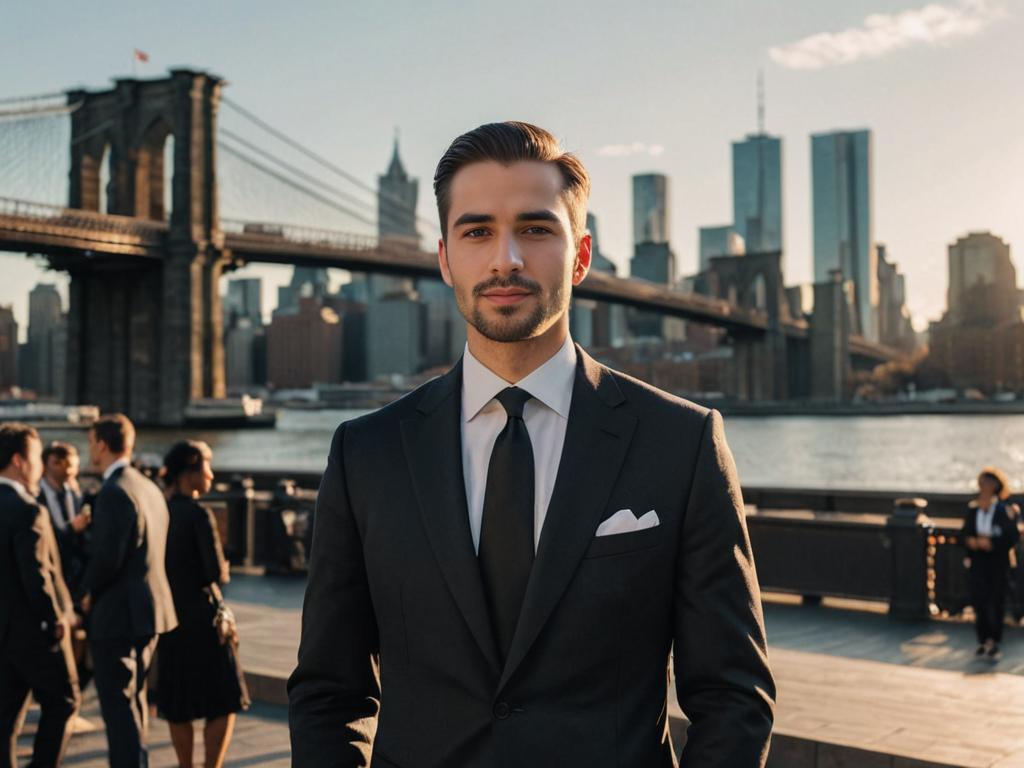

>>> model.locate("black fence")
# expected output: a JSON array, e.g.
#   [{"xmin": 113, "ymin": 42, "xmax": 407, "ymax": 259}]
[{"xmin": 173, "ymin": 473, "xmax": 1021, "ymax": 622}]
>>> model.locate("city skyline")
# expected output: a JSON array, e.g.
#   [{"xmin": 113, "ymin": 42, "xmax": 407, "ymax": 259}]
[{"xmin": 2, "ymin": 0, "xmax": 1022, "ymax": 336}]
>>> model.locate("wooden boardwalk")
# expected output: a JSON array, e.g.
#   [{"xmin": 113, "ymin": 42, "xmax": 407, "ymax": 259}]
[{"xmin": 27, "ymin": 577, "xmax": 1024, "ymax": 767}]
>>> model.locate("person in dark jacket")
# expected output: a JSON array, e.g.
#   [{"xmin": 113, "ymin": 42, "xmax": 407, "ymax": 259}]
[
  {"xmin": 157, "ymin": 441, "xmax": 248, "ymax": 768},
  {"xmin": 0, "ymin": 423, "xmax": 80, "ymax": 768},
  {"xmin": 962, "ymin": 466, "xmax": 1021, "ymax": 660},
  {"xmin": 80, "ymin": 414, "xmax": 177, "ymax": 768}
]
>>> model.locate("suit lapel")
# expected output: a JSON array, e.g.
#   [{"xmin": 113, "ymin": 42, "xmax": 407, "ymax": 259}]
[
  {"xmin": 400, "ymin": 360, "xmax": 502, "ymax": 674},
  {"xmin": 498, "ymin": 346, "xmax": 637, "ymax": 692}
]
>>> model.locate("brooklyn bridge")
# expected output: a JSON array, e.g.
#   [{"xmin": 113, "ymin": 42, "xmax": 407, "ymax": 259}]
[{"xmin": 0, "ymin": 69, "xmax": 902, "ymax": 424}]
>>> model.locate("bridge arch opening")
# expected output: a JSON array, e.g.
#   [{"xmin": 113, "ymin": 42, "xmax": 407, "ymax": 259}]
[
  {"xmin": 751, "ymin": 273, "xmax": 768, "ymax": 311},
  {"xmin": 136, "ymin": 118, "xmax": 174, "ymax": 221},
  {"xmin": 98, "ymin": 143, "xmax": 112, "ymax": 213}
]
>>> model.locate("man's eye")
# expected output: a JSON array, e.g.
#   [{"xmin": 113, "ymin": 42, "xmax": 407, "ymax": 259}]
[
  {"xmin": 464, "ymin": 228, "xmax": 489, "ymax": 238},
  {"xmin": 523, "ymin": 226, "xmax": 551, "ymax": 235}
]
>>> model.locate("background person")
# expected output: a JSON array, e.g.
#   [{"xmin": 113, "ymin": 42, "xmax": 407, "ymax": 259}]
[
  {"xmin": 157, "ymin": 440, "xmax": 248, "ymax": 768},
  {"xmin": 962, "ymin": 466, "xmax": 1021, "ymax": 660},
  {"xmin": 80, "ymin": 414, "xmax": 177, "ymax": 768},
  {"xmin": 0, "ymin": 423, "xmax": 80, "ymax": 768}
]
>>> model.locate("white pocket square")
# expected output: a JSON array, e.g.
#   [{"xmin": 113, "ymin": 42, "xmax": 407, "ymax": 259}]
[{"xmin": 595, "ymin": 509, "xmax": 660, "ymax": 537}]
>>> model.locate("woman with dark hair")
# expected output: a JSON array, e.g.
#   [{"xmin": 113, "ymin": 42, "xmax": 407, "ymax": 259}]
[
  {"xmin": 962, "ymin": 466, "xmax": 1021, "ymax": 660},
  {"xmin": 157, "ymin": 440, "xmax": 248, "ymax": 767}
]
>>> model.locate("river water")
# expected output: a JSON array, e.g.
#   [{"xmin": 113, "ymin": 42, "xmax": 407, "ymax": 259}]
[{"xmin": 37, "ymin": 409, "xmax": 1024, "ymax": 494}]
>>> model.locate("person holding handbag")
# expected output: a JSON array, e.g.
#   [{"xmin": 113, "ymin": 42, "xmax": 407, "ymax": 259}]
[
  {"xmin": 962, "ymin": 466, "xmax": 1021, "ymax": 661},
  {"xmin": 157, "ymin": 441, "xmax": 249, "ymax": 768}
]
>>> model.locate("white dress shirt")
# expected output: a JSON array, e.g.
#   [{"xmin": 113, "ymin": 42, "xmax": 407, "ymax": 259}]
[
  {"xmin": 102, "ymin": 457, "xmax": 130, "ymax": 482},
  {"xmin": 39, "ymin": 477, "xmax": 77, "ymax": 532},
  {"xmin": 461, "ymin": 335, "xmax": 577, "ymax": 553},
  {"xmin": 976, "ymin": 499, "xmax": 998, "ymax": 537},
  {"xmin": 0, "ymin": 476, "xmax": 29, "ymax": 498}
]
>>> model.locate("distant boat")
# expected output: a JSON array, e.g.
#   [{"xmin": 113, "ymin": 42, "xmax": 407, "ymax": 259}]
[
  {"xmin": 183, "ymin": 396, "xmax": 277, "ymax": 429},
  {"xmin": 0, "ymin": 402, "xmax": 100, "ymax": 429}
]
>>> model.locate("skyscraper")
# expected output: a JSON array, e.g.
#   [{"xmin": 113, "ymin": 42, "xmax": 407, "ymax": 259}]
[
  {"xmin": 225, "ymin": 278, "xmax": 263, "ymax": 327},
  {"xmin": 812, "ymin": 129, "xmax": 877, "ymax": 341},
  {"xmin": 732, "ymin": 134, "xmax": 782, "ymax": 256},
  {"xmin": 378, "ymin": 135, "xmax": 418, "ymax": 244},
  {"xmin": 25, "ymin": 284, "xmax": 65, "ymax": 398},
  {"xmin": 945, "ymin": 231, "xmax": 1017, "ymax": 327},
  {"xmin": 0, "ymin": 305, "xmax": 17, "ymax": 393},
  {"xmin": 632, "ymin": 174, "xmax": 669, "ymax": 246}
]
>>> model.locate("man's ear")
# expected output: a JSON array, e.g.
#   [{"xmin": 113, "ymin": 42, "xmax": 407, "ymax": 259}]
[
  {"xmin": 438, "ymin": 238, "xmax": 454, "ymax": 287},
  {"xmin": 572, "ymin": 233, "xmax": 593, "ymax": 286}
]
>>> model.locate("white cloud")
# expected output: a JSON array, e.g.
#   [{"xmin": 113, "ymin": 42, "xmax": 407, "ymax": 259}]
[
  {"xmin": 769, "ymin": 0, "xmax": 1006, "ymax": 70},
  {"xmin": 596, "ymin": 142, "xmax": 665, "ymax": 157}
]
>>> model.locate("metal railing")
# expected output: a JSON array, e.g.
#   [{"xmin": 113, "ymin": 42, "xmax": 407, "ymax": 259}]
[{"xmin": 0, "ymin": 196, "xmax": 168, "ymax": 244}]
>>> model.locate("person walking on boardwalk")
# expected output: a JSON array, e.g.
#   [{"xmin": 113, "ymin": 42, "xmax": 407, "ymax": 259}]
[
  {"xmin": 157, "ymin": 440, "xmax": 249, "ymax": 768},
  {"xmin": 962, "ymin": 466, "xmax": 1020, "ymax": 660},
  {"xmin": 288, "ymin": 122, "xmax": 775, "ymax": 767},
  {"xmin": 0, "ymin": 423, "xmax": 80, "ymax": 768},
  {"xmin": 79, "ymin": 414, "xmax": 177, "ymax": 768}
]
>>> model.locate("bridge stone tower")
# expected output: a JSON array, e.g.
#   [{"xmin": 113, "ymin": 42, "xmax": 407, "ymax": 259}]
[
  {"xmin": 64, "ymin": 69, "xmax": 226, "ymax": 424},
  {"xmin": 703, "ymin": 251, "xmax": 791, "ymax": 400}
]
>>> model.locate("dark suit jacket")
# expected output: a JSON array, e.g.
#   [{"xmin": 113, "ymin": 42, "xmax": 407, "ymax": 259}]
[
  {"xmin": 288, "ymin": 346, "xmax": 776, "ymax": 768},
  {"xmin": 961, "ymin": 501, "xmax": 1021, "ymax": 573},
  {"xmin": 37, "ymin": 483, "xmax": 88, "ymax": 597},
  {"xmin": 164, "ymin": 494, "xmax": 230, "ymax": 629},
  {"xmin": 0, "ymin": 483, "xmax": 74, "ymax": 651},
  {"xmin": 80, "ymin": 465, "xmax": 178, "ymax": 641}
]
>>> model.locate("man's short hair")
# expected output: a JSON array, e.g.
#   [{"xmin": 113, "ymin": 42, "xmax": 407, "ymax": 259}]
[
  {"xmin": 42, "ymin": 441, "xmax": 78, "ymax": 465},
  {"xmin": 0, "ymin": 422, "xmax": 39, "ymax": 472},
  {"xmin": 433, "ymin": 121, "xmax": 590, "ymax": 246},
  {"xmin": 90, "ymin": 413, "xmax": 135, "ymax": 456}
]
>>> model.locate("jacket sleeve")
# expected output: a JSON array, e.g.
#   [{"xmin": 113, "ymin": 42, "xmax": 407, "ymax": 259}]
[
  {"xmin": 13, "ymin": 503, "xmax": 60, "ymax": 631},
  {"xmin": 288, "ymin": 423, "xmax": 380, "ymax": 767},
  {"xmin": 195, "ymin": 505, "xmax": 230, "ymax": 586},
  {"xmin": 673, "ymin": 409, "xmax": 776, "ymax": 767},
  {"xmin": 80, "ymin": 485, "xmax": 134, "ymax": 597}
]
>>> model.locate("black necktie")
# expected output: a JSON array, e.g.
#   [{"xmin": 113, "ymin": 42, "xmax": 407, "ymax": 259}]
[{"xmin": 478, "ymin": 386, "xmax": 535, "ymax": 662}]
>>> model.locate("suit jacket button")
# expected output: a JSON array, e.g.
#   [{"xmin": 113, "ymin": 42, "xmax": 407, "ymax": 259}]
[{"xmin": 493, "ymin": 702, "xmax": 510, "ymax": 720}]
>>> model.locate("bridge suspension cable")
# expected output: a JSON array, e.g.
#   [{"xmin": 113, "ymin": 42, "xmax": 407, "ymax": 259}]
[{"xmin": 220, "ymin": 96, "xmax": 440, "ymax": 236}]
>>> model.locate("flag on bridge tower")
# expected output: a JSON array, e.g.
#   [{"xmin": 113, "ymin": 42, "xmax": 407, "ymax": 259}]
[{"xmin": 133, "ymin": 49, "xmax": 150, "ymax": 62}]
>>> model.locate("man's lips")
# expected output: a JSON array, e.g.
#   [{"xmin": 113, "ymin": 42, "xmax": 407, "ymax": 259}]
[{"xmin": 480, "ymin": 289, "xmax": 533, "ymax": 306}]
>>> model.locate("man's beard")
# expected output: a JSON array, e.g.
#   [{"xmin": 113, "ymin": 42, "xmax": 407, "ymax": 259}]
[{"xmin": 456, "ymin": 274, "xmax": 566, "ymax": 343}]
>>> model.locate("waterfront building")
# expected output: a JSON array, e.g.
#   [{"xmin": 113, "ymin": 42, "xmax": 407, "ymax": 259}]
[
  {"xmin": 266, "ymin": 296, "xmax": 343, "ymax": 389},
  {"xmin": 927, "ymin": 232, "xmax": 1023, "ymax": 393},
  {"xmin": 876, "ymin": 245, "xmax": 916, "ymax": 352},
  {"xmin": 24, "ymin": 283, "xmax": 65, "ymax": 399},
  {"xmin": 225, "ymin": 278, "xmax": 263, "ymax": 327},
  {"xmin": 812, "ymin": 129, "xmax": 878, "ymax": 341}
]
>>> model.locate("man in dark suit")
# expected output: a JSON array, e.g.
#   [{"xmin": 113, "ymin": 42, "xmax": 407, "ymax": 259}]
[
  {"xmin": 80, "ymin": 414, "xmax": 177, "ymax": 768},
  {"xmin": 0, "ymin": 423, "xmax": 80, "ymax": 768},
  {"xmin": 289, "ymin": 122, "xmax": 775, "ymax": 767},
  {"xmin": 37, "ymin": 442, "xmax": 89, "ymax": 600}
]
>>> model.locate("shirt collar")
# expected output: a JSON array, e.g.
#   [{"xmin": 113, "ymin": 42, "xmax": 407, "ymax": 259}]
[
  {"xmin": 103, "ymin": 457, "xmax": 130, "ymax": 482},
  {"xmin": 0, "ymin": 477, "xmax": 28, "ymax": 497},
  {"xmin": 462, "ymin": 335, "xmax": 577, "ymax": 423}
]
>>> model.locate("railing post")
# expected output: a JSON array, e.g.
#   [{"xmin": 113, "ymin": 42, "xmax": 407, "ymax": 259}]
[
  {"xmin": 887, "ymin": 497, "xmax": 932, "ymax": 620},
  {"xmin": 226, "ymin": 475, "xmax": 260, "ymax": 571}
]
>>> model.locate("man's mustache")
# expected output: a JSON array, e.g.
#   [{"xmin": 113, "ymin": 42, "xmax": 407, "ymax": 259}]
[{"xmin": 472, "ymin": 275, "xmax": 542, "ymax": 297}]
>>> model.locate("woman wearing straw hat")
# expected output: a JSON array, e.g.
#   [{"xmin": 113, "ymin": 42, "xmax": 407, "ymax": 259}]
[{"xmin": 962, "ymin": 467, "xmax": 1021, "ymax": 660}]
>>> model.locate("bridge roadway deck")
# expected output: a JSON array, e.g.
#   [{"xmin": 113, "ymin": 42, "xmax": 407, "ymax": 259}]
[{"xmin": 28, "ymin": 576, "xmax": 1024, "ymax": 767}]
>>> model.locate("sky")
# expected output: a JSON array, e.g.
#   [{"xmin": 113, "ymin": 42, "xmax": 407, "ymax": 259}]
[{"xmin": 2, "ymin": 0, "xmax": 1022, "ymax": 338}]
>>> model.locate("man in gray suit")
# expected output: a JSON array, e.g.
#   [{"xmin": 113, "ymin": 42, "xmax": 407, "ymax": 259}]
[
  {"xmin": 81, "ymin": 414, "xmax": 177, "ymax": 768},
  {"xmin": 289, "ymin": 122, "xmax": 775, "ymax": 767}
]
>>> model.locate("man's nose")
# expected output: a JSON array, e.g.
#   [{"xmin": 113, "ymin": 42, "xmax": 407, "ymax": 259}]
[{"xmin": 490, "ymin": 233, "xmax": 525, "ymax": 273}]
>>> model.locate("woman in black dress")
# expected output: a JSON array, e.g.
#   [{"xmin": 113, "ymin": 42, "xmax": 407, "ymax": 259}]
[
  {"xmin": 157, "ymin": 441, "xmax": 248, "ymax": 767},
  {"xmin": 962, "ymin": 466, "xmax": 1020, "ymax": 661}
]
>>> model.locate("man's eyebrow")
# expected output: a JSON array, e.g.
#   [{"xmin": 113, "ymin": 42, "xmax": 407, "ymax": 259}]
[
  {"xmin": 516, "ymin": 210, "xmax": 560, "ymax": 224},
  {"xmin": 452, "ymin": 213, "xmax": 494, "ymax": 227}
]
